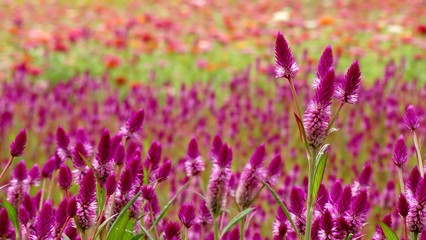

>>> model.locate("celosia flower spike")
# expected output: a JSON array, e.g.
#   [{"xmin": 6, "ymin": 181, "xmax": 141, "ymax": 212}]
[
  {"xmin": 275, "ymin": 32, "xmax": 299, "ymax": 79},
  {"xmin": 392, "ymin": 135, "xmax": 408, "ymax": 167},
  {"xmin": 405, "ymin": 105, "xmax": 420, "ymax": 131},
  {"xmin": 335, "ymin": 60, "xmax": 361, "ymax": 104},
  {"xmin": 10, "ymin": 128, "xmax": 26, "ymax": 157}
]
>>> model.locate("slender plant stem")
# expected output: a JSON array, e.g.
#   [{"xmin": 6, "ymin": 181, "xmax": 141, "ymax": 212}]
[
  {"xmin": 398, "ymin": 168, "xmax": 405, "ymax": 194},
  {"xmin": 213, "ymin": 217, "xmax": 219, "ymax": 240},
  {"xmin": 403, "ymin": 218, "xmax": 409, "ymax": 240},
  {"xmin": 240, "ymin": 216, "xmax": 245, "ymax": 240},
  {"xmin": 48, "ymin": 171, "xmax": 57, "ymax": 200},
  {"xmin": 413, "ymin": 131, "xmax": 423, "ymax": 175},
  {"xmin": 56, "ymin": 217, "xmax": 70, "ymax": 240},
  {"xmin": 201, "ymin": 225, "xmax": 205, "ymax": 240},
  {"xmin": 150, "ymin": 205, "xmax": 159, "ymax": 240},
  {"xmin": 412, "ymin": 232, "xmax": 419, "ymax": 240},
  {"xmin": 0, "ymin": 156, "xmax": 14, "ymax": 181},
  {"xmin": 304, "ymin": 147, "xmax": 317, "ymax": 240},
  {"xmin": 91, "ymin": 196, "xmax": 110, "ymax": 240},
  {"xmin": 39, "ymin": 179, "xmax": 47, "ymax": 210},
  {"xmin": 327, "ymin": 102, "xmax": 344, "ymax": 132},
  {"xmin": 288, "ymin": 77, "xmax": 302, "ymax": 119},
  {"xmin": 183, "ymin": 228, "xmax": 188, "ymax": 240}
]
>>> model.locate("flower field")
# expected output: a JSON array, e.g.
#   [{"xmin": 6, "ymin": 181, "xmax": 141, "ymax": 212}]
[{"xmin": 0, "ymin": 0, "xmax": 426, "ymax": 240}]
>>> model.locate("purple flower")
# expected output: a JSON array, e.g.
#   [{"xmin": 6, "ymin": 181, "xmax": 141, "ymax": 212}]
[
  {"xmin": 178, "ymin": 204, "xmax": 196, "ymax": 229},
  {"xmin": 206, "ymin": 144, "xmax": 233, "ymax": 217},
  {"xmin": 405, "ymin": 105, "xmax": 420, "ymax": 131},
  {"xmin": 114, "ymin": 143, "xmax": 126, "ymax": 166},
  {"xmin": 211, "ymin": 135, "xmax": 223, "ymax": 163},
  {"xmin": 304, "ymin": 67, "xmax": 335, "ymax": 147},
  {"xmin": 372, "ymin": 214, "xmax": 392, "ymax": 240},
  {"xmin": 14, "ymin": 160, "xmax": 27, "ymax": 181},
  {"xmin": 393, "ymin": 135, "xmax": 408, "ymax": 167},
  {"xmin": 272, "ymin": 208, "xmax": 289, "ymax": 240},
  {"xmin": 58, "ymin": 164, "xmax": 72, "ymax": 191},
  {"xmin": 10, "ymin": 128, "xmax": 26, "ymax": 157},
  {"xmin": 54, "ymin": 198, "xmax": 68, "ymax": 237},
  {"xmin": 145, "ymin": 141, "xmax": 162, "ymax": 171},
  {"xmin": 94, "ymin": 129, "xmax": 113, "ymax": 184},
  {"xmin": 407, "ymin": 174, "xmax": 426, "ymax": 233},
  {"xmin": 141, "ymin": 186, "xmax": 155, "ymax": 201},
  {"xmin": 198, "ymin": 201, "xmax": 213, "ymax": 226},
  {"xmin": 0, "ymin": 209, "xmax": 15, "ymax": 239},
  {"xmin": 344, "ymin": 190, "xmax": 369, "ymax": 234},
  {"xmin": 318, "ymin": 210, "xmax": 334, "ymax": 239},
  {"xmin": 19, "ymin": 205, "xmax": 31, "ymax": 225},
  {"xmin": 31, "ymin": 200, "xmax": 54, "ymax": 240},
  {"xmin": 120, "ymin": 109, "xmax": 144, "ymax": 139},
  {"xmin": 289, "ymin": 187, "xmax": 307, "ymax": 235},
  {"xmin": 72, "ymin": 141, "xmax": 89, "ymax": 169},
  {"xmin": 236, "ymin": 144, "xmax": 266, "ymax": 209},
  {"xmin": 76, "ymin": 169, "xmax": 97, "ymax": 230},
  {"xmin": 156, "ymin": 160, "xmax": 171, "ymax": 182},
  {"xmin": 163, "ymin": 221, "xmax": 181, "ymax": 240},
  {"xmin": 274, "ymin": 32, "xmax": 299, "ymax": 79},
  {"xmin": 335, "ymin": 60, "xmax": 361, "ymax": 104},
  {"xmin": 265, "ymin": 154, "xmax": 283, "ymax": 184},
  {"xmin": 41, "ymin": 158, "xmax": 56, "ymax": 179},
  {"xmin": 56, "ymin": 126, "xmax": 71, "ymax": 161},
  {"xmin": 313, "ymin": 45, "xmax": 334, "ymax": 89},
  {"xmin": 7, "ymin": 161, "xmax": 29, "ymax": 207},
  {"xmin": 185, "ymin": 138, "xmax": 205, "ymax": 177},
  {"xmin": 28, "ymin": 164, "xmax": 40, "ymax": 186},
  {"xmin": 398, "ymin": 193, "xmax": 409, "ymax": 218},
  {"xmin": 67, "ymin": 196, "xmax": 77, "ymax": 218},
  {"xmin": 105, "ymin": 173, "xmax": 117, "ymax": 196}
]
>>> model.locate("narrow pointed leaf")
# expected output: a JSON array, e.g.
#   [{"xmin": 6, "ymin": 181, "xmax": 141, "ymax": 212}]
[
  {"xmin": 312, "ymin": 153, "xmax": 328, "ymax": 203},
  {"xmin": 107, "ymin": 192, "xmax": 141, "ymax": 240},
  {"xmin": 1, "ymin": 201, "xmax": 21, "ymax": 239},
  {"xmin": 379, "ymin": 222, "xmax": 399, "ymax": 240},
  {"xmin": 94, "ymin": 214, "xmax": 118, "ymax": 239},
  {"xmin": 220, "ymin": 208, "xmax": 254, "ymax": 238}
]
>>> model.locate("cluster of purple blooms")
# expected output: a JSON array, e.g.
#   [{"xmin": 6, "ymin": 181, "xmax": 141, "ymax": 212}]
[{"xmin": 0, "ymin": 31, "xmax": 425, "ymax": 240}]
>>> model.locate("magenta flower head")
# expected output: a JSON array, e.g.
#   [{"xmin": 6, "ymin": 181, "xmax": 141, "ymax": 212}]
[
  {"xmin": 58, "ymin": 164, "xmax": 72, "ymax": 191},
  {"xmin": 120, "ymin": 109, "xmax": 144, "ymax": 139},
  {"xmin": 273, "ymin": 208, "xmax": 289, "ymax": 239},
  {"xmin": 28, "ymin": 164, "xmax": 40, "ymax": 186},
  {"xmin": 0, "ymin": 209, "xmax": 14, "ymax": 239},
  {"xmin": 163, "ymin": 221, "xmax": 181, "ymax": 240},
  {"xmin": 141, "ymin": 186, "xmax": 155, "ymax": 201},
  {"xmin": 155, "ymin": 159, "xmax": 171, "ymax": 182},
  {"xmin": 398, "ymin": 193, "xmax": 409, "ymax": 218},
  {"xmin": 31, "ymin": 200, "xmax": 54, "ymax": 240},
  {"xmin": 265, "ymin": 154, "xmax": 282, "ymax": 184},
  {"xmin": 405, "ymin": 105, "xmax": 420, "ymax": 131},
  {"xmin": 206, "ymin": 144, "xmax": 233, "ymax": 218},
  {"xmin": 198, "ymin": 201, "xmax": 213, "ymax": 226},
  {"xmin": 185, "ymin": 137, "xmax": 205, "ymax": 177},
  {"xmin": 274, "ymin": 32, "xmax": 298, "ymax": 79},
  {"xmin": 211, "ymin": 135, "xmax": 223, "ymax": 163},
  {"xmin": 145, "ymin": 141, "xmax": 162, "ymax": 171},
  {"xmin": 105, "ymin": 173, "xmax": 117, "ymax": 196},
  {"xmin": 76, "ymin": 169, "xmax": 97, "ymax": 230},
  {"xmin": 392, "ymin": 135, "xmax": 408, "ymax": 167},
  {"xmin": 41, "ymin": 158, "xmax": 56, "ymax": 179},
  {"xmin": 114, "ymin": 143, "xmax": 126, "ymax": 166},
  {"xmin": 345, "ymin": 190, "xmax": 369, "ymax": 234},
  {"xmin": 14, "ymin": 160, "xmax": 28, "ymax": 181},
  {"xmin": 178, "ymin": 204, "xmax": 196, "ymax": 229},
  {"xmin": 407, "ymin": 173, "xmax": 426, "ymax": 233},
  {"xmin": 67, "ymin": 196, "xmax": 77, "ymax": 218},
  {"xmin": 56, "ymin": 126, "xmax": 71, "ymax": 160},
  {"xmin": 313, "ymin": 45, "xmax": 334, "ymax": 89},
  {"xmin": 19, "ymin": 205, "xmax": 31, "ymax": 225},
  {"xmin": 236, "ymin": 144, "xmax": 266, "ymax": 209},
  {"xmin": 304, "ymin": 67, "xmax": 335, "ymax": 147},
  {"xmin": 94, "ymin": 129, "xmax": 113, "ymax": 184},
  {"xmin": 55, "ymin": 198, "xmax": 68, "ymax": 237},
  {"xmin": 72, "ymin": 141, "xmax": 89, "ymax": 169},
  {"xmin": 10, "ymin": 128, "xmax": 26, "ymax": 157},
  {"xmin": 335, "ymin": 60, "xmax": 361, "ymax": 104},
  {"xmin": 290, "ymin": 187, "xmax": 307, "ymax": 235}
]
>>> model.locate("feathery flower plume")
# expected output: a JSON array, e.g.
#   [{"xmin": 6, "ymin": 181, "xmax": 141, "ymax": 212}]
[
  {"xmin": 54, "ymin": 198, "xmax": 68, "ymax": 237},
  {"xmin": 156, "ymin": 160, "xmax": 171, "ymax": 182},
  {"xmin": 405, "ymin": 105, "xmax": 420, "ymax": 131},
  {"xmin": 41, "ymin": 158, "xmax": 56, "ymax": 179},
  {"xmin": 10, "ymin": 128, "xmax": 26, "ymax": 157},
  {"xmin": 31, "ymin": 200, "xmax": 54, "ymax": 240},
  {"xmin": 28, "ymin": 164, "xmax": 40, "ymax": 186},
  {"xmin": 275, "ymin": 32, "xmax": 299, "ymax": 79},
  {"xmin": 335, "ymin": 61, "xmax": 361, "ymax": 104},
  {"xmin": 67, "ymin": 197, "xmax": 77, "ymax": 218},
  {"xmin": 398, "ymin": 193, "xmax": 409, "ymax": 218},
  {"xmin": 114, "ymin": 143, "xmax": 126, "ymax": 166},
  {"xmin": 57, "ymin": 164, "xmax": 72, "ymax": 191},
  {"xmin": 313, "ymin": 45, "xmax": 334, "ymax": 89},
  {"xmin": 141, "ymin": 186, "xmax": 155, "ymax": 201},
  {"xmin": 290, "ymin": 187, "xmax": 307, "ymax": 235},
  {"xmin": 211, "ymin": 135, "xmax": 223, "ymax": 163},
  {"xmin": 105, "ymin": 173, "xmax": 117, "ymax": 196},
  {"xmin": 145, "ymin": 141, "xmax": 162, "ymax": 171},
  {"xmin": 93, "ymin": 129, "xmax": 112, "ymax": 184},
  {"xmin": 344, "ymin": 190, "xmax": 369, "ymax": 234},
  {"xmin": 236, "ymin": 144, "xmax": 266, "ymax": 209},
  {"xmin": 304, "ymin": 68, "xmax": 335, "ymax": 147},
  {"xmin": 163, "ymin": 221, "xmax": 181, "ymax": 240},
  {"xmin": 272, "ymin": 208, "xmax": 289, "ymax": 240},
  {"xmin": 120, "ymin": 109, "xmax": 144, "ymax": 140},
  {"xmin": 56, "ymin": 126, "xmax": 71, "ymax": 161},
  {"xmin": 185, "ymin": 138, "xmax": 205, "ymax": 177},
  {"xmin": 393, "ymin": 135, "xmax": 408, "ymax": 167},
  {"xmin": 7, "ymin": 160, "xmax": 29, "ymax": 207},
  {"xmin": 0, "ymin": 209, "xmax": 15, "ymax": 239},
  {"xmin": 407, "ymin": 174, "xmax": 426, "ymax": 233},
  {"xmin": 318, "ymin": 210, "xmax": 334, "ymax": 240},
  {"xmin": 76, "ymin": 169, "xmax": 97, "ymax": 230},
  {"xmin": 198, "ymin": 201, "xmax": 213, "ymax": 225},
  {"xmin": 178, "ymin": 204, "xmax": 196, "ymax": 229},
  {"xmin": 265, "ymin": 154, "xmax": 283, "ymax": 184},
  {"xmin": 206, "ymin": 144, "xmax": 233, "ymax": 217}
]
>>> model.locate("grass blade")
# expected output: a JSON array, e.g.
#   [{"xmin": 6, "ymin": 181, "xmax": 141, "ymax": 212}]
[
  {"xmin": 137, "ymin": 223, "xmax": 155, "ymax": 240},
  {"xmin": 94, "ymin": 213, "xmax": 118, "ymax": 239},
  {"xmin": 312, "ymin": 153, "xmax": 328, "ymax": 203},
  {"xmin": 258, "ymin": 177, "xmax": 301, "ymax": 239},
  {"xmin": 379, "ymin": 222, "xmax": 399, "ymax": 240},
  {"xmin": 220, "ymin": 208, "xmax": 254, "ymax": 238},
  {"xmin": 107, "ymin": 192, "xmax": 141, "ymax": 240},
  {"xmin": 1, "ymin": 201, "xmax": 21, "ymax": 239}
]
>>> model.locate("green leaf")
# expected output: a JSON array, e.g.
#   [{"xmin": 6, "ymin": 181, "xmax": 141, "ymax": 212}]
[
  {"xmin": 62, "ymin": 233, "xmax": 71, "ymax": 240},
  {"xmin": 151, "ymin": 178, "xmax": 191, "ymax": 229},
  {"xmin": 345, "ymin": 233, "xmax": 353, "ymax": 240},
  {"xmin": 130, "ymin": 234, "xmax": 144, "ymax": 240},
  {"xmin": 137, "ymin": 223, "xmax": 155, "ymax": 240},
  {"xmin": 78, "ymin": 152, "xmax": 94, "ymax": 170},
  {"xmin": 94, "ymin": 214, "xmax": 118, "ymax": 239},
  {"xmin": 107, "ymin": 192, "xmax": 141, "ymax": 240},
  {"xmin": 293, "ymin": 113, "xmax": 306, "ymax": 143},
  {"xmin": 312, "ymin": 152, "xmax": 328, "ymax": 204},
  {"xmin": 220, "ymin": 208, "xmax": 254, "ymax": 238},
  {"xmin": 379, "ymin": 222, "xmax": 399, "ymax": 240},
  {"xmin": 1, "ymin": 201, "xmax": 21, "ymax": 239},
  {"xmin": 258, "ymin": 177, "xmax": 301, "ymax": 239}
]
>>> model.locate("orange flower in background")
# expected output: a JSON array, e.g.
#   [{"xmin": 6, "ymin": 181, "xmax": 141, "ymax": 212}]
[
  {"xmin": 103, "ymin": 55, "xmax": 121, "ymax": 69},
  {"xmin": 318, "ymin": 16, "xmax": 334, "ymax": 26}
]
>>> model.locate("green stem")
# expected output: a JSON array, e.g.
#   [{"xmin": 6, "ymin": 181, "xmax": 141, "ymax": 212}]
[
  {"xmin": 39, "ymin": 179, "xmax": 47, "ymax": 210},
  {"xmin": 0, "ymin": 156, "xmax": 14, "ymax": 181},
  {"xmin": 403, "ymin": 218, "xmax": 409, "ymax": 240},
  {"xmin": 90, "ymin": 196, "xmax": 109, "ymax": 240},
  {"xmin": 183, "ymin": 228, "xmax": 188, "ymax": 240},
  {"xmin": 239, "ymin": 217, "xmax": 245, "ymax": 240},
  {"xmin": 398, "ymin": 168, "xmax": 405, "ymax": 194},
  {"xmin": 213, "ymin": 217, "xmax": 219, "ymax": 240},
  {"xmin": 304, "ymin": 148, "xmax": 317, "ymax": 240},
  {"xmin": 327, "ymin": 102, "xmax": 344, "ymax": 132},
  {"xmin": 413, "ymin": 131, "xmax": 423, "ymax": 175},
  {"xmin": 288, "ymin": 77, "xmax": 302, "ymax": 121}
]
